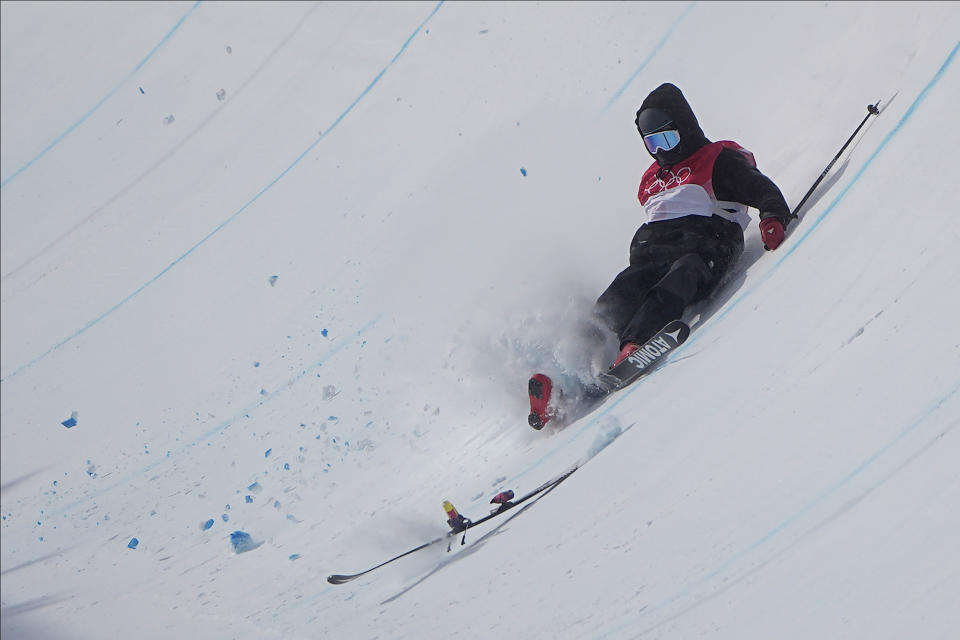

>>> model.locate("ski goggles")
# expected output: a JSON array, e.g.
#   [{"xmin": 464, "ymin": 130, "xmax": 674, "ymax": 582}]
[{"xmin": 642, "ymin": 129, "xmax": 680, "ymax": 153}]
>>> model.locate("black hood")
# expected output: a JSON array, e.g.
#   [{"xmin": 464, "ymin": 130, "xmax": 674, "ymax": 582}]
[{"xmin": 635, "ymin": 83, "xmax": 710, "ymax": 166}]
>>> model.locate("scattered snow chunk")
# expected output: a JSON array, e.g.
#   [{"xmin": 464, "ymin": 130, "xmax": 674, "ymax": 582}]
[{"xmin": 229, "ymin": 531, "xmax": 261, "ymax": 554}]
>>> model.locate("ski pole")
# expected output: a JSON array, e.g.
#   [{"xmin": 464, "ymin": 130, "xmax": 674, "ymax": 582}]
[{"xmin": 790, "ymin": 99, "xmax": 882, "ymax": 219}]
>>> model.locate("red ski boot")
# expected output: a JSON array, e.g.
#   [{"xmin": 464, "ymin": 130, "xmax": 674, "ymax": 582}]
[
  {"xmin": 527, "ymin": 373, "xmax": 556, "ymax": 430},
  {"xmin": 611, "ymin": 342, "xmax": 641, "ymax": 368}
]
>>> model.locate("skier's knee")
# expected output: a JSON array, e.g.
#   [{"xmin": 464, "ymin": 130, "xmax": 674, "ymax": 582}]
[{"xmin": 658, "ymin": 254, "xmax": 711, "ymax": 302}]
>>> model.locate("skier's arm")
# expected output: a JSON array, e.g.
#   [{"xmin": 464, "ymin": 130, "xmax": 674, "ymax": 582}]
[{"xmin": 713, "ymin": 147, "xmax": 791, "ymax": 225}]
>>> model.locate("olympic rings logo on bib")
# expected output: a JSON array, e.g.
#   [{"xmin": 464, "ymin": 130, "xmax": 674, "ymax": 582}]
[{"xmin": 644, "ymin": 166, "xmax": 691, "ymax": 196}]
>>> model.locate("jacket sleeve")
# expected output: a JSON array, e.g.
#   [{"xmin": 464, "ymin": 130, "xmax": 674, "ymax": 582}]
[{"xmin": 713, "ymin": 147, "xmax": 791, "ymax": 225}]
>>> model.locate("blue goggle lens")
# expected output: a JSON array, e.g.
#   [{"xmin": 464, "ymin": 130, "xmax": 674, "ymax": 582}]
[{"xmin": 643, "ymin": 129, "xmax": 680, "ymax": 153}]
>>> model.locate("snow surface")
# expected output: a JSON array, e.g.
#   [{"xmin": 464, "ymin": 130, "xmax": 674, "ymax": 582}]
[{"xmin": 2, "ymin": 2, "xmax": 959, "ymax": 638}]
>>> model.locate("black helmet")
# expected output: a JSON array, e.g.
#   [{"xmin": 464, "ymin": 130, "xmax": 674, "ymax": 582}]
[{"xmin": 635, "ymin": 108, "xmax": 675, "ymax": 136}]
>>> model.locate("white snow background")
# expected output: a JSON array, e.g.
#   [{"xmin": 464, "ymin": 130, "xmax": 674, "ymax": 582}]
[{"xmin": 2, "ymin": 2, "xmax": 959, "ymax": 638}]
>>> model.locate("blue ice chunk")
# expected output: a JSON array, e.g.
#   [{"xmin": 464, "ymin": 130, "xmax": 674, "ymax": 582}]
[
  {"xmin": 245, "ymin": 495, "xmax": 253, "ymax": 503},
  {"xmin": 289, "ymin": 554, "xmax": 300, "ymax": 561},
  {"xmin": 230, "ymin": 530, "xmax": 261, "ymax": 554},
  {"xmin": 264, "ymin": 448, "xmax": 272, "ymax": 458},
  {"xmin": 283, "ymin": 463, "xmax": 290, "ymax": 470},
  {"xmin": 201, "ymin": 519, "xmax": 214, "ymax": 531},
  {"xmin": 221, "ymin": 513, "xmax": 230, "ymax": 522},
  {"xmin": 247, "ymin": 482, "xmax": 262, "ymax": 493},
  {"xmin": 520, "ymin": 167, "xmax": 527, "ymax": 176},
  {"xmin": 269, "ymin": 275, "xmax": 278, "ymax": 286},
  {"xmin": 128, "ymin": 538, "xmax": 139, "ymax": 549}
]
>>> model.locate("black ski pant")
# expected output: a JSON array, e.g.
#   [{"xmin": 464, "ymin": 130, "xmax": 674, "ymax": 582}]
[{"xmin": 595, "ymin": 215, "xmax": 743, "ymax": 348}]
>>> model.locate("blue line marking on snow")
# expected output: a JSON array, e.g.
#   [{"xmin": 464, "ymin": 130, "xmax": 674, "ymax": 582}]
[
  {"xmin": 0, "ymin": 2, "xmax": 443, "ymax": 384},
  {"xmin": 0, "ymin": 1, "xmax": 203, "ymax": 189},
  {"xmin": 601, "ymin": 2, "xmax": 696, "ymax": 113},
  {"xmin": 777, "ymin": 39, "xmax": 959, "ymax": 262},
  {"xmin": 594, "ymin": 386, "xmax": 959, "ymax": 640}
]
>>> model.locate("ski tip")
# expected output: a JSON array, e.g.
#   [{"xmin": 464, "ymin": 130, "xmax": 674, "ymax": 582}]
[{"xmin": 327, "ymin": 574, "xmax": 354, "ymax": 585}]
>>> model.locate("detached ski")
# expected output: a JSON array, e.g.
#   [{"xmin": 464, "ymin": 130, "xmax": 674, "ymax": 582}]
[{"xmin": 326, "ymin": 465, "xmax": 577, "ymax": 585}]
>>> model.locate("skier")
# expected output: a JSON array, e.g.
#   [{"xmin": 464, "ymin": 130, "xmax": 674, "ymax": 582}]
[{"xmin": 529, "ymin": 83, "xmax": 792, "ymax": 428}]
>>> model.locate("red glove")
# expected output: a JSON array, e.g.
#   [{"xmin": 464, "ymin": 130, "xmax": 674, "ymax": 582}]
[{"xmin": 759, "ymin": 218, "xmax": 785, "ymax": 251}]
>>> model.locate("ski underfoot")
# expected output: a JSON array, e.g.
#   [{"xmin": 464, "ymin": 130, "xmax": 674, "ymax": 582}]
[{"xmin": 528, "ymin": 319, "xmax": 690, "ymax": 430}]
